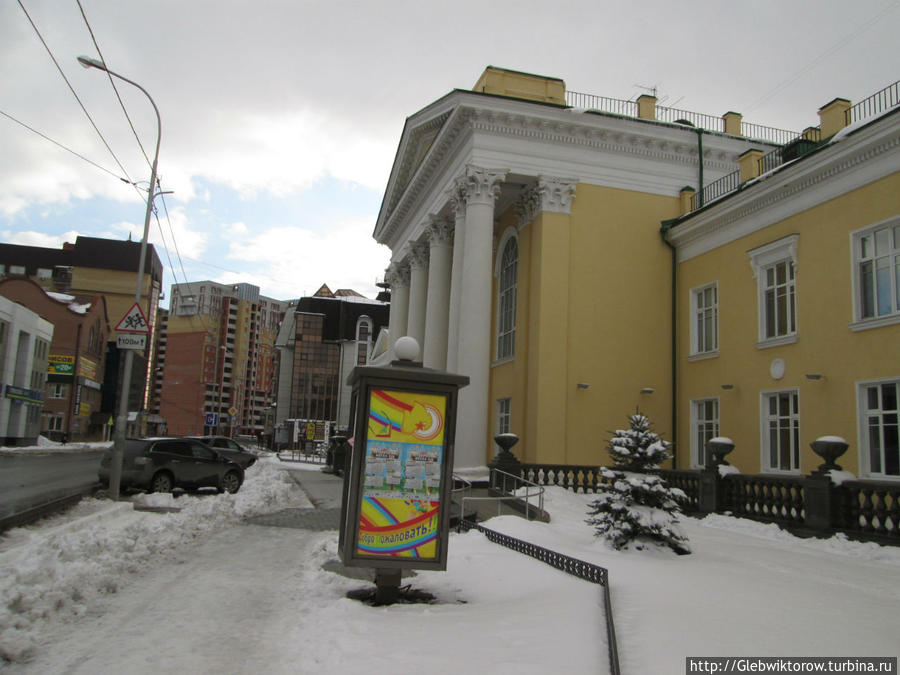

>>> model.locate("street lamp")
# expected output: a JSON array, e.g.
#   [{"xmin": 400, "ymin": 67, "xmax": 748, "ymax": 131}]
[{"xmin": 78, "ymin": 55, "xmax": 162, "ymax": 499}]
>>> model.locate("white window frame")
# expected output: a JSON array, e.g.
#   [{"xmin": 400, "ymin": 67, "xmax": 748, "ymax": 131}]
[
  {"xmin": 857, "ymin": 377, "xmax": 900, "ymax": 479},
  {"xmin": 749, "ymin": 235, "xmax": 798, "ymax": 348},
  {"xmin": 690, "ymin": 398, "xmax": 720, "ymax": 468},
  {"xmin": 45, "ymin": 413, "xmax": 64, "ymax": 432},
  {"xmin": 850, "ymin": 217, "xmax": 900, "ymax": 331},
  {"xmin": 37, "ymin": 268, "xmax": 52, "ymax": 280},
  {"xmin": 760, "ymin": 389, "xmax": 801, "ymax": 473},
  {"xmin": 49, "ymin": 382, "xmax": 68, "ymax": 399},
  {"xmin": 689, "ymin": 282, "xmax": 719, "ymax": 359},
  {"xmin": 496, "ymin": 397, "xmax": 511, "ymax": 436},
  {"xmin": 494, "ymin": 228, "xmax": 518, "ymax": 363}
]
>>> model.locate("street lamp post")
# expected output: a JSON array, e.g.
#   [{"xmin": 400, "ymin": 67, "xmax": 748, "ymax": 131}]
[{"xmin": 77, "ymin": 56, "xmax": 162, "ymax": 499}]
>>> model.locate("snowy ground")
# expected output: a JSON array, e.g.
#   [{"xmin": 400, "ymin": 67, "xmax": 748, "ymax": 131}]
[{"xmin": 1, "ymin": 450, "xmax": 899, "ymax": 673}]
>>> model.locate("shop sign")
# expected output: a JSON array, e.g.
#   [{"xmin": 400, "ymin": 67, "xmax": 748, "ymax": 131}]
[{"xmin": 48, "ymin": 355, "xmax": 75, "ymax": 375}]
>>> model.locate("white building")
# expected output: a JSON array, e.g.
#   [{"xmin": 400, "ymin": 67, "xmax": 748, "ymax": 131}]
[{"xmin": 0, "ymin": 295, "xmax": 53, "ymax": 446}]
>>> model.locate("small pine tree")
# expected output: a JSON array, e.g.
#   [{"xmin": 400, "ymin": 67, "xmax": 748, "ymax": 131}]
[{"xmin": 586, "ymin": 413, "xmax": 690, "ymax": 554}]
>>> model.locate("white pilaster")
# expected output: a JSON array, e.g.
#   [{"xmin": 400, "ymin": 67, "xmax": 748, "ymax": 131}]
[
  {"xmin": 454, "ymin": 165, "xmax": 507, "ymax": 468},
  {"xmin": 423, "ymin": 215, "xmax": 453, "ymax": 370},
  {"xmin": 406, "ymin": 242, "xmax": 429, "ymax": 349},
  {"xmin": 386, "ymin": 262, "xmax": 410, "ymax": 352},
  {"xmin": 446, "ymin": 186, "xmax": 466, "ymax": 372}
]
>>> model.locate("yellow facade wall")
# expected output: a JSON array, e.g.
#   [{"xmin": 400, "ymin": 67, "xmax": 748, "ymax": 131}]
[
  {"xmin": 489, "ymin": 183, "xmax": 681, "ymax": 466},
  {"xmin": 676, "ymin": 173, "xmax": 900, "ymax": 476}
]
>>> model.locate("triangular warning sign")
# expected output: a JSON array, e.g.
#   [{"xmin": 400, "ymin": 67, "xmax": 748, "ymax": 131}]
[{"xmin": 115, "ymin": 302, "xmax": 150, "ymax": 334}]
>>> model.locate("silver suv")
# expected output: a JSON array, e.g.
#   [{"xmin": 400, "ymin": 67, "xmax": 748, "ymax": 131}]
[{"xmin": 98, "ymin": 437, "xmax": 244, "ymax": 494}]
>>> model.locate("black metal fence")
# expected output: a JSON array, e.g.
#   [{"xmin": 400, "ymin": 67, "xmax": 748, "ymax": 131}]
[
  {"xmin": 458, "ymin": 519, "xmax": 619, "ymax": 674},
  {"xmin": 515, "ymin": 462, "xmax": 900, "ymax": 545},
  {"xmin": 846, "ymin": 80, "xmax": 899, "ymax": 126}
]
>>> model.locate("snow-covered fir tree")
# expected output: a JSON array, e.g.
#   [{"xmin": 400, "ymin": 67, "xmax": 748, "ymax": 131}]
[{"xmin": 586, "ymin": 413, "xmax": 690, "ymax": 554}]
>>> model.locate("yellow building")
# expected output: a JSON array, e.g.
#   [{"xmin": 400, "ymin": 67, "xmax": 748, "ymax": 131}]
[
  {"xmin": 375, "ymin": 67, "xmax": 899, "ymax": 479},
  {"xmin": 667, "ymin": 95, "xmax": 900, "ymax": 479}
]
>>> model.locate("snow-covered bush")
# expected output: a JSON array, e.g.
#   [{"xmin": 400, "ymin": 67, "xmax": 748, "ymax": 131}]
[{"xmin": 586, "ymin": 413, "xmax": 690, "ymax": 554}]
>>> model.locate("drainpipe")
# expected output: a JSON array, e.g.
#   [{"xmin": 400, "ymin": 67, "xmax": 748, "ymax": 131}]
[
  {"xmin": 695, "ymin": 128, "xmax": 705, "ymax": 208},
  {"xmin": 660, "ymin": 219, "xmax": 678, "ymax": 470}
]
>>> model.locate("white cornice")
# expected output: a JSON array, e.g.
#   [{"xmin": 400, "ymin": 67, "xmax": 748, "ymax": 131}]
[
  {"xmin": 668, "ymin": 113, "xmax": 900, "ymax": 261},
  {"xmin": 374, "ymin": 90, "xmax": 773, "ymax": 249}
]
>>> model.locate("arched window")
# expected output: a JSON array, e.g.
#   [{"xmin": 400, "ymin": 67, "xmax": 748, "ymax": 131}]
[
  {"xmin": 497, "ymin": 236, "xmax": 518, "ymax": 359},
  {"xmin": 356, "ymin": 316, "xmax": 372, "ymax": 365}
]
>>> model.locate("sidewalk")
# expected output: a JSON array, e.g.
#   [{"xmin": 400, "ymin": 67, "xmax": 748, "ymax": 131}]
[{"xmin": 247, "ymin": 465, "xmax": 344, "ymax": 531}]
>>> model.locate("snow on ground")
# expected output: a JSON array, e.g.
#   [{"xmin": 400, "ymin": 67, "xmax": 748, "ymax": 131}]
[{"xmin": 1, "ymin": 456, "xmax": 899, "ymax": 673}]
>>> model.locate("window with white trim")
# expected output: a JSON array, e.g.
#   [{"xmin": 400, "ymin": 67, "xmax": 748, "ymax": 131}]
[
  {"xmin": 749, "ymin": 236, "xmax": 798, "ymax": 347},
  {"xmin": 496, "ymin": 237, "xmax": 518, "ymax": 360},
  {"xmin": 690, "ymin": 283, "xmax": 718, "ymax": 356},
  {"xmin": 762, "ymin": 390, "xmax": 800, "ymax": 472},
  {"xmin": 45, "ymin": 414, "xmax": 64, "ymax": 432},
  {"xmin": 690, "ymin": 398, "xmax": 719, "ymax": 467},
  {"xmin": 497, "ymin": 397, "xmax": 511, "ymax": 436},
  {"xmin": 853, "ymin": 219, "xmax": 900, "ymax": 326},
  {"xmin": 860, "ymin": 380, "xmax": 899, "ymax": 478},
  {"xmin": 49, "ymin": 382, "xmax": 68, "ymax": 399}
]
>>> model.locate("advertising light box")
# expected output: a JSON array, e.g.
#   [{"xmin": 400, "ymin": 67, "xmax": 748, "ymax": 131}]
[{"xmin": 339, "ymin": 360, "xmax": 468, "ymax": 573}]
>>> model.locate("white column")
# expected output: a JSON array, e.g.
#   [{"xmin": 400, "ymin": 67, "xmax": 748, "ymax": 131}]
[
  {"xmin": 423, "ymin": 215, "xmax": 453, "ymax": 370},
  {"xmin": 386, "ymin": 262, "xmax": 410, "ymax": 352},
  {"xmin": 406, "ymin": 242, "xmax": 429, "ymax": 350},
  {"xmin": 454, "ymin": 165, "xmax": 507, "ymax": 468},
  {"xmin": 446, "ymin": 186, "xmax": 466, "ymax": 372}
]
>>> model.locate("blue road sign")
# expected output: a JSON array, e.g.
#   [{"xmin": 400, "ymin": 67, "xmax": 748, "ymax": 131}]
[{"xmin": 205, "ymin": 413, "xmax": 219, "ymax": 426}]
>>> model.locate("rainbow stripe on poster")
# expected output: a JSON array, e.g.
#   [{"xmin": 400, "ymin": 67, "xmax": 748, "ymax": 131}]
[
  {"xmin": 357, "ymin": 497, "xmax": 439, "ymax": 558},
  {"xmin": 369, "ymin": 389, "xmax": 414, "ymax": 438}
]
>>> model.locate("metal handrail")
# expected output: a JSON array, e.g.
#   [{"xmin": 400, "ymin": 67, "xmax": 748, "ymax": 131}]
[{"xmin": 490, "ymin": 467, "xmax": 546, "ymax": 521}]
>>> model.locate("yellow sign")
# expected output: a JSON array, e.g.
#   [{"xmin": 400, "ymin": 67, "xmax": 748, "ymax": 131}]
[
  {"xmin": 48, "ymin": 355, "xmax": 75, "ymax": 375},
  {"xmin": 77, "ymin": 357, "xmax": 98, "ymax": 381},
  {"xmin": 356, "ymin": 389, "xmax": 446, "ymax": 559}
]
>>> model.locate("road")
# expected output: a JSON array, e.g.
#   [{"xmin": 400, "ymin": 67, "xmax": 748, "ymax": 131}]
[{"xmin": 0, "ymin": 450, "xmax": 104, "ymax": 520}]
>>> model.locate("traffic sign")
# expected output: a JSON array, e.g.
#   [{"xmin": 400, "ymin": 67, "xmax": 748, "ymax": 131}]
[
  {"xmin": 115, "ymin": 302, "xmax": 150, "ymax": 334},
  {"xmin": 117, "ymin": 334, "xmax": 147, "ymax": 350},
  {"xmin": 228, "ymin": 406, "xmax": 237, "ymax": 416},
  {"xmin": 205, "ymin": 413, "xmax": 219, "ymax": 426}
]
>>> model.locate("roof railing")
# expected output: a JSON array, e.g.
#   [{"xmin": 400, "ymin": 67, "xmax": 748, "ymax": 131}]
[{"xmin": 846, "ymin": 80, "xmax": 899, "ymax": 126}]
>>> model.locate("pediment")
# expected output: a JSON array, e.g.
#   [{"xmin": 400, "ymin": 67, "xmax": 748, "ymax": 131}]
[{"xmin": 380, "ymin": 110, "xmax": 451, "ymax": 230}]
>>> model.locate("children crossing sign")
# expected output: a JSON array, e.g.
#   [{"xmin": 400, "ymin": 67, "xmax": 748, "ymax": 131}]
[{"xmin": 115, "ymin": 303, "xmax": 150, "ymax": 334}]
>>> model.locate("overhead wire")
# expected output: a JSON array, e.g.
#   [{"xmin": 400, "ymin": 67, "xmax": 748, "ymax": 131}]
[
  {"xmin": 743, "ymin": 0, "xmax": 900, "ymax": 114},
  {"xmin": 0, "ymin": 108, "xmax": 130, "ymax": 183},
  {"xmin": 75, "ymin": 0, "xmax": 152, "ymax": 170},
  {"xmin": 16, "ymin": 0, "xmax": 135, "ymax": 186}
]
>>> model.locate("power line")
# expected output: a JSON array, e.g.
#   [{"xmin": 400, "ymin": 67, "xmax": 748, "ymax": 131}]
[
  {"xmin": 0, "ymin": 108, "xmax": 130, "ymax": 183},
  {"xmin": 16, "ymin": 0, "xmax": 134, "ymax": 184},
  {"xmin": 744, "ymin": 0, "xmax": 900, "ymax": 114},
  {"xmin": 75, "ymin": 0, "xmax": 152, "ymax": 170}
]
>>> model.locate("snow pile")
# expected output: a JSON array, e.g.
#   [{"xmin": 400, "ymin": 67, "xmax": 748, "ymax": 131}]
[{"xmin": 0, "ymin": 457, "xmax": 304, "ymax": 663}]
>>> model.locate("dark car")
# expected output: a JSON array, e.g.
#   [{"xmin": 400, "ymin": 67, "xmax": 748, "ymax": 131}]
[
  {"xmin": 98, "ymin": 437, "xmax": 244, "ymax": 494},
  {"xmin": 187, "ymin": 436, "xmax": 258, "ymax": 469}
]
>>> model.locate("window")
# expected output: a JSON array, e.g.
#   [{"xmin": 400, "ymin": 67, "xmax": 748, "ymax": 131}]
[
  {"xmin": 497, "ymin": 398, "xmax": 511, "ymax": 436},
  {"xmin": 356, "ymin": 317, "xmax": 372, "ymax": 365},
  {"xmin": 749, "ymin": 236, "xmax": 798, "ymax": 347},
  {"xmin": 10, "ymin": 265, "xmax": 25, "ymax": 276},
  {"xmin": 49, "ymin": 383, "xmax": 69, "ymax": 399},
  {"xmin": 691, "ymin": 398, "xmax": 719, "ymax": 467},
  {"xmin": 37, "ymin": 268, "xmax": 52, "ymax": 280},
  {"xmin": 690, "ymin": 283, "xmax": 718, "ymax": 356},
  {"xmin": 853, "ymin": 219, "xmax": 900, "ymax": 328},
  {"xmin": 45, "ymin": 414, "xmax": 64, "ymax": 432},
  {"xmin": 860, "ymin": 380, "xmax": 899, "ymax": 477},
  {"xmin": 762, "ymin": 390, "xmax": 800, "ymax": 472},
  {"xmin": 496, "ymin": 236, "xmax": 518, "ymax": 360}
]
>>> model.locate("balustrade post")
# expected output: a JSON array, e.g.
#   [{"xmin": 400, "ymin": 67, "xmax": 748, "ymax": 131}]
[
  {"xmin": 803, "ymin": 437, "xmax": 850, "ymax": 532},
  {"xmin": 699, "ymin": 438, "xmax": 736, "ymax": 513}
]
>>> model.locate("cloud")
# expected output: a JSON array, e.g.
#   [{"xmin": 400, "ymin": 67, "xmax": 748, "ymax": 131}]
[
  {"xmin": 223, "ymin": 217, "xmax": 391, "ymax": 300},
  {"xmin": 0, "ymin": 229, "xmax": 82, "ymax": 249}
]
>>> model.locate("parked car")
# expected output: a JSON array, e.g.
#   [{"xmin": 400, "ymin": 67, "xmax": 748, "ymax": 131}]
[
  {"xmin": 187, "ymin": 436, "xmax": 258, "ymax": 469},
  {"xmin": 98, "ymin": 437, "xmax": 244, "ymax": 494}
]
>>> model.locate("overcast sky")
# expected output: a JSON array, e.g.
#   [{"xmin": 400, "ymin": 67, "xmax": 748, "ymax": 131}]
[{"xmin": 2, "ymin": 0, "xmax": 898, "ymax": 306}]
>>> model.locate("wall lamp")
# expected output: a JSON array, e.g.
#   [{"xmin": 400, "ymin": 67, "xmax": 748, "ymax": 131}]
[
  {"xmin": 721, "ymin": 384, "xmax": 735, "ymax": 390},
  {"xmin": 576, "ymin": 383, "xmax": 590, "ymax": 390},
  {"xmin": 640, "ymin": 387, "xmax": 655, "ymax": 394},
  {"xmin": 805, "ymin": 374, "xmax": 824, "ymax": 381}
]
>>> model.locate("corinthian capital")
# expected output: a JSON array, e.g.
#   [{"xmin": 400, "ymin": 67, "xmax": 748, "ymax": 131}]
[
  {"xmin": 457, "ymin": 165, "xmax": 508, "ymax": 206},
  {"xmin": 537, "ymin": 176, "xmax": 577, "ymax": 214},
  {"xmin": 385, "ymin": 262, "xmax": 410, "ymax": 287},
  {"xmin": 426, "ymin": 215, "xmax": 454, "ymax": 247},
  {"xmin": 408, "ymin": 241, "xmax": 430, "ymax": 270}
]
